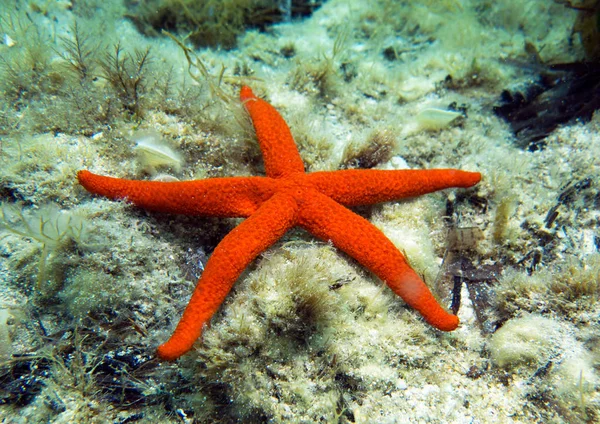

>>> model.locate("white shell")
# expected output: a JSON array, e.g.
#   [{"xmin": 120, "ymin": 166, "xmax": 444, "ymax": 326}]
[
  {"xmin": 3, "ymin": 34, "xmax": 16, "ymax": 47},
  {"xmin": 133, "ymin": 132, "xmax": 183, "ymax": 173},
  {"xmin": 416, "ymin": 108, "xmax": 463, "ymax": 131}
]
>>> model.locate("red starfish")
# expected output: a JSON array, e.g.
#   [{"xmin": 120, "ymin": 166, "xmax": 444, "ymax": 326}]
[{"xmin": 77, "ymin": 86, "xmax": 481, "ymax": 360}]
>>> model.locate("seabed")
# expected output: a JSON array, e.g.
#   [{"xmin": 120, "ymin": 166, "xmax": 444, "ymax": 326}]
[{"xmin": 0, "ymin": 0, "xmax": 598, "ymax": 422}]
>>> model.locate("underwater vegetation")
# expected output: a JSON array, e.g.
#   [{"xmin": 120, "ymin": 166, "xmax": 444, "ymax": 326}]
[
  {"xmin": 0, "ymin": 202, "xmax": 87, "ymax": 289},
  {"xmin": 494, "ymin": 62, "xmax": 600, "ymax": 150},
  {"xmin": 0, "ymin": 10, "xmax": 224, "ymax": 141},
  {"xmin": 494, "ymin": 1, "xmax": 600, "ymax": 150},
  {"xmin": 126, "ymin": 0, "xmax": 325, "ymax": 50},
  {"xmin": 0, "ymin": 0, "xmax": 599, "ymax": 422}
]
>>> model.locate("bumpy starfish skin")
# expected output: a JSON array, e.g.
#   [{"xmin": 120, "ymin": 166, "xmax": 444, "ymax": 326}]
[{"xmin": 77, "ymin": 86, "xmax": 481, "ymax": 360}]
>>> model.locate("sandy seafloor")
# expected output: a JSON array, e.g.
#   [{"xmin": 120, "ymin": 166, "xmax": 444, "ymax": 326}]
[{"xmin": 0, "ymin": 0, "xmax": 599, "ymax": 422}]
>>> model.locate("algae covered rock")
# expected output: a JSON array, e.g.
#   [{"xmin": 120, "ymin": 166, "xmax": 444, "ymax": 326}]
[
  {"xmin": 489, "ymin": 315, "xmax": 562, "ymax": 369},
  {"xmin": 489, "ymin": 314, "xmax": 598, "ymax": 414}
]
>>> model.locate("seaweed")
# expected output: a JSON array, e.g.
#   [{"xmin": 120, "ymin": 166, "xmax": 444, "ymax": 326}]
[
  {"xmin": 0, "ymin": 306, "xmax": 173, "ymax": 412},
  {"xmin": 55, "ymin": 22, "xmax": 96, "ymax": 83},
  {"xmin": 99, "ymin": 43, "xmax": 152, "ymax": 117},
  {"xmin": 341, "ymin": 129, "xmax": 397, "ymax": 169},
  {"xmin": 0, "ymin": 356, "xmax": 51, "ymax": 407},
  {"xmin": 0, "ymin": 10, "xmax": 57, "ymax": 106},
  {"xmin": 125, "ymin": 0, "xmax": 325, "ymax": 50},
  {"xmin": 494, "ymin": 62, "xmax": 600, "ymax": 150},
  {"xmin": 0, "ymin": 203, "xmax": 87, "ymax": 289},
  {"xmin": 492, "ymin": 1, "xmax": 600, "ymax": 150},
  {"xmin": 287, "ymin": 28, "xmax": 348, "ymax": 98}
]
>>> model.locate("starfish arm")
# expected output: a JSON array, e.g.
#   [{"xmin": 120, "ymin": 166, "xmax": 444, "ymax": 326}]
[
  {"xmin": 306, "ymin": 169, "xmax": 481, "ymax": 206},
  {"xmin": 298, "ymin": 189, "xmax": 459, "ymax": 331},
  {"xmin": 77, "ymin": 170, "xmax": 276, "ymax": 217},
  {"xmin": 157, "ymin": 192, "xmax": 299, "ymax": 360},
  {"xmin": 240, "ymin": 86, "xmax": 305, "ymax": 178}
]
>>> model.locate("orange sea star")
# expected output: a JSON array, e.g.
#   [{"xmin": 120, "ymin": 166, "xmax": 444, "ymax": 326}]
[{"xmin": 77, "ymin": 86, "xmax": 481, "ymax": 360}]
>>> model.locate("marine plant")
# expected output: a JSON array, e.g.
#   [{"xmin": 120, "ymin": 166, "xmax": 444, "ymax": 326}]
[
  {"xmin": 0, "ymin": 202, "xmax": 87, "ymax": 289},
  {"xmin": 127, "ymin": 0, "xmax": 324, "ymax": 50},
  {"xmin": 99, "ymin": 43, "xmax": 152, "ymax": 118}
]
